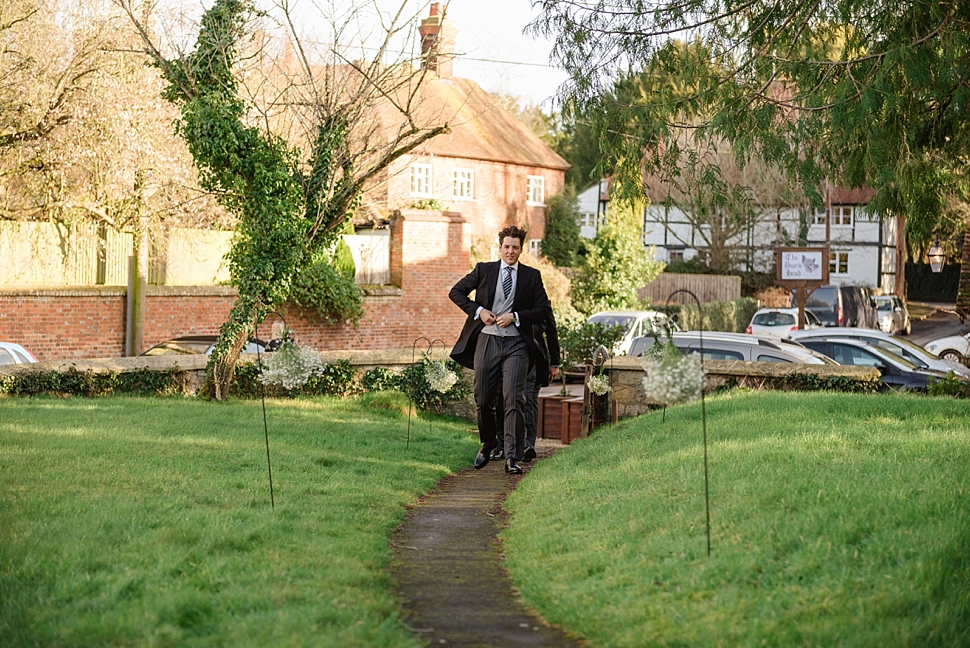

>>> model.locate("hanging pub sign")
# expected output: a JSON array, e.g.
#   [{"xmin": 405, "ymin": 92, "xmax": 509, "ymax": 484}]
[
  {"xmin": 777, "ymin": 247, "xmax": 829, "ymax": 284},
  {"xmin": 775, "ymin": 247, "xmax": 829, "ymax": 329}
]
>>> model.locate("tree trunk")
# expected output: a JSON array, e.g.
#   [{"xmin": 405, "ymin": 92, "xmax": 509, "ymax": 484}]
[
  {"xmin": 957, "ymin": 228, "xmax": 970, "ymax": 320},
  {"xmin": 206, "ymin": 299, "xmax": 261, "ymax": 400}
]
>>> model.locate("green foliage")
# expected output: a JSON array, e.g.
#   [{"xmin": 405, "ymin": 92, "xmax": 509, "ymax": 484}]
[
  {"xmin": 288, "ymin": 249, "xmax": 363, "ymax": 325},
  {"xmin": 540, "ymin": 185, "xmax": 581, "ymax": 267},
  {"xmin": 361, "ymin": 367, "xmax": 399, "ymax": 392},
  {"xmin": 667, "ymin": 296, "xmax": 759, "ymax": 333},
  {"xmin": 928, "ymin": 373, "xmax": 970, "ymax": 398},
  {"xmin": 0, "ymin": 367, "xmax": 186, "ymax": 397},
  {"xmin": 231, "ymin": 359, "xmax": 359, "ymax": 398},
  {"xmin": 409, "ymin": 198, "xmax": 448, "ymax": 210},
  {"xmin": 571, "ymin": 199, "xmax": 666, "ymax": 315},
  {"xmin": 777, "ymin": 372, "xmax": 881, "ymax": 393},
  {"xmin": 558, "ymin": 322, "xmax": 627, "ymax": 370},
  {"xmin": 397, "ymin": 358, "xmax": 471, "ymax": 414}
]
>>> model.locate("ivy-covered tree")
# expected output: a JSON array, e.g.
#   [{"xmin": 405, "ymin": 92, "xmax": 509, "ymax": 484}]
[
  {"xmin": 531, "ymin": 0, "xmax": 970, "ymax": 300},
  {"xmin": 541, "ymin": 185, "xmax": 582, "ymax": 267},
  {"xmin": 118, "ymin": 0, "xmax": 450, "ymax": 398},
  {"xmin": 571, "ymin": 199, "xmax": 665, "ymax": 315}
]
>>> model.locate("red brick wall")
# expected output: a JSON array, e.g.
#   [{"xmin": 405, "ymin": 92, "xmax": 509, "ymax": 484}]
[{"xmin": 0, "ymin": 212, "xmax": 471, "ymax": 361}]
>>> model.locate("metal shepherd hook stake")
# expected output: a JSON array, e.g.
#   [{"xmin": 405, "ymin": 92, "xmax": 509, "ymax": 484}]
[
  {"xmin": 407, "ymin": 337, "xmax": 449, "ymax": 449},
  {"xmin": 665, "ymin": 288, "xmax": 711, "ymax": 557},
  {"xmin": 254, "ymin": 309, "xmax": 287, "ymax": 510}
]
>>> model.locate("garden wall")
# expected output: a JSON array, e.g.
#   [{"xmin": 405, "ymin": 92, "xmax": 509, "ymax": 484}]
[{"xmin": 0, "ymin": 210, "xmax": 470, "ymax": 361}]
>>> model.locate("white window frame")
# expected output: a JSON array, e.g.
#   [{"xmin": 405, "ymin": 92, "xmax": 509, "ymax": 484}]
[
  {"xmin": 830, "ymin": 250, "xmax": 850, "ymax": 275},
  {"xmin": 529, "ymin": 238, "xmax": 542, "ymax": 255},
  {"xmin": 527, "ymin": 175, "xmax": 545, "ymax": 206},
  {"xmin": 579, "ymin": 212, "xmax": 597, "ymax": 228},
  {"xmin": 410, "ymin": 163, "xmax": 433, "ymax": 197},
  {"xmin": 452, "ymin": 167, "xmax": 474, "ymax": 200},
  {"xmin": 814, "ymin": 205, "xmax": 855, "ymax": 227}
]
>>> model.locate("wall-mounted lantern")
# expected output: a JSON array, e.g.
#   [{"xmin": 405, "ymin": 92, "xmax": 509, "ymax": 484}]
[{"xmin": 928, "ymin": 240, "xmax": 945, "ymax": 273}]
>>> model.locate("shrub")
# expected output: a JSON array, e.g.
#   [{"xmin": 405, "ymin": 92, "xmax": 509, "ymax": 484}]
[
  {"xmin": 398, "ymin": 358, "xmax": 470, "ymax": 414},
  {"xmin": 559, "ymin": 321, "xmax": 627, "ymax": 371}
]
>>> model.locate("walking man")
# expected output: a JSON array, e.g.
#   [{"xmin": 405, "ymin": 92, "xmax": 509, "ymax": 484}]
[{"xmin": 449, "ymin": 226, "xmax": 552, "ymax": 474}]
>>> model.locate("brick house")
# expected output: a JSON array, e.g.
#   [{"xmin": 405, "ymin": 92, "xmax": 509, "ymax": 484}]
[{"xmin": 360, "ymin": 4, "xmax": 569, "ymax": 259}]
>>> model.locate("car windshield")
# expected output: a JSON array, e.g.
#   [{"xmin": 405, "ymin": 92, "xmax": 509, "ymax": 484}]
[
  {"xmin": 587, "ymin": 315, "xmax": 636, "ymax": 333},
  {"xmin": 874, "ymin": 297, "xmax": 894, "ymax": 311},
  {"xmin": 753, "ymin": 312, "xmax": 796, "ymax": 326},
  {"xmin": 143, "ymin": 341, "xmax": 212, "ymax": 355}
]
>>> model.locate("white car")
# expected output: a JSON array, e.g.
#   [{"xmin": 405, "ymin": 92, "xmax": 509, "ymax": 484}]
[
  {"xmin": 0, "ymin": 342, "xmax": 38, "ymax": 365},
  {"xmin": 791, "ymin": 328, "xmax": 970, "ymax": 381},
  {"xmin": 586, "ymin": 310, "xmax": 679, "ymax": 355},
  {"xmin": 745, "ymin": 307, "xmax": 822, "ymax": 339},
  {"xmin": 923, "ymin": 332, "xmax": 970, "ymax": 364}
]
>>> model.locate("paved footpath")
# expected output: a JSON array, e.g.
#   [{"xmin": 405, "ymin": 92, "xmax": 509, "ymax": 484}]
[{"xmin": 391, "ymin": 439, "xmax": 583, "ymax": 647}]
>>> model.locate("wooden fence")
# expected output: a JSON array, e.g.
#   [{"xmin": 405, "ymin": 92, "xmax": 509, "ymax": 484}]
[{"xmin": 639, "ymin": 273, "xmax": 741, "ymax": 305}]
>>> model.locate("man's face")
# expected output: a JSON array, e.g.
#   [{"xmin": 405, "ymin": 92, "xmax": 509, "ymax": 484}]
[{"xmin": 500, "ymin": 236, "xmax": 522, "ymax": 266}]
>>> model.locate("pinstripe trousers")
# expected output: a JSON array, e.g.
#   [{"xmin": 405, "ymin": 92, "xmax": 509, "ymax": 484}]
[{"xmin": 473, "ymin": 333, "xmax": 529, "ymax": 459}]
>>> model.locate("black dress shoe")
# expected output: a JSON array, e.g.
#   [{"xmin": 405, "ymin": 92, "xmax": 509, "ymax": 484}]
[
  {"xmin": 474, "ymin": 441, "xmax": 497, "ymax": 469},
  {"xmin": 521, "ymin": 445, "xmax": 537, "ymax": 463},
  {"xmin": 505, "ymin": 459, "xmax": 523, "ymax": 475},
  {"xmin": 490, "ymin": 445, "xmax": 505, "ymax": 461}
]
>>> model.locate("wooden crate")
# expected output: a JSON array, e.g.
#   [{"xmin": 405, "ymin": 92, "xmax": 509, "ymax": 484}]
[
  {"xmin": 537, "ymin": 395, "xmax": 569, "ymax": 439},
  {"xmin": 562, "ymin": 397, "xmax": 585, "ymax": 444}
]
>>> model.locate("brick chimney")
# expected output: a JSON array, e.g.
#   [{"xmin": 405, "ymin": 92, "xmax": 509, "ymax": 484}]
[{"xmin": 419, "ymin": 3, "xmax": 457, "ymax": 78}]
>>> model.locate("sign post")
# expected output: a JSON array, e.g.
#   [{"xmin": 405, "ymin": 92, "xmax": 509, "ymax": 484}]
[{"xmin": 776, "ymin": 247, "xmax": 829, "ymax": 329}]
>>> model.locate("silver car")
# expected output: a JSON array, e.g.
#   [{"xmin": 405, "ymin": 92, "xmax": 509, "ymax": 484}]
[
  {"xmin": 874, "ymin": 295, "xmax": 912, "ymax": 335},
  {"xmin": 791, "ymin": 327, "xmax": 970, "ymax": 380},
  {"xmin": 630, "ymin": 331, "xmax": 836, "ymax": 364}
]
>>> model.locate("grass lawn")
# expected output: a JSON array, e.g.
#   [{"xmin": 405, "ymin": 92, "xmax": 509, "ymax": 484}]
[
  {"xmin": 503, "ymin": 391, "xmax": 970, "ymax": 647},
  {"xmin": 0, "ymin": 392, "xmax": 476, "ymax": 647}
]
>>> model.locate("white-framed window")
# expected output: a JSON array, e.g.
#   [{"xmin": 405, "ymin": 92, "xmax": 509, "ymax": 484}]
[
  {"xmin": 579, "ymin": 212, "xmax": 597, "ymax": 228},
  {"xmin": 814, "ymin": 205, "xmax": 855, "ymax": 226},
  {"xmin": 527, "ymin": 175, "xmax": 545, "ymax": 206},
  {"xmin": 529, "ymin": 238, "xmax": 542, "ymax": 255},
  {"xmin": 452, "ymin": 168, "xmax": 474, "ymax": 200},
  {"xmin": 830, "ymin": 250, "xmax": 849, "ymax": 275},
  {"xmin": 668, "ymin": 249, "xmax": 684, "ymax": 263},
  {"xmin": 410, "ymin": 163, "xmax": 433, "ymax": 197}
]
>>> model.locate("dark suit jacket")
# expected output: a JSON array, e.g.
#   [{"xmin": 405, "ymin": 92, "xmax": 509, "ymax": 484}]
[
  {"xmin": 449, "ymin": 261, "xmax": 552, "ymax": 369},
  {"xmin": 533, "ymin": 312, "xmax": 561, "ymax": 387}
]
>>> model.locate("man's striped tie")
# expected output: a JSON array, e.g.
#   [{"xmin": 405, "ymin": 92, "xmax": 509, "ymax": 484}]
[{"xmin": 502, "ymin": 266, "xmax": 513, "ymax": 299}]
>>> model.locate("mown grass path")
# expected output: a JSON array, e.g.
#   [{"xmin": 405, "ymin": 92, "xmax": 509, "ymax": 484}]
[{"xmin": 391, "ymin": 439, "xmax": 581, "ymax": 647}]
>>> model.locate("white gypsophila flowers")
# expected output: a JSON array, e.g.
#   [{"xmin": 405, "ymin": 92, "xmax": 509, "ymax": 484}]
[
  {"xmin": 587, "ymin": 373, "xmax": 612, "ymax": 396},
  {"xmin": 641, "ymin": 350, "xmax": 706, "ymax": 405},
  {"xmin": 259, "ymin": 340, "xmax": 325, "ymax": 390},
  {"xmin": 425, "ymin": 359, "xmax": 458, "ymax": 393}
]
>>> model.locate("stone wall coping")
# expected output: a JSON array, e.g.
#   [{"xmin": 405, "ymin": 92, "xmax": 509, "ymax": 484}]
[
  {"xmin": 605, "ymin": 355, "xmax": 879, "ymax": 380},
  {"xmin": 0, "ymin": 284, "xmax": 402, "ymax": 299},
  {"xmin": 0, "ymin": 348, "xmax": 448, "ymax": 376}
]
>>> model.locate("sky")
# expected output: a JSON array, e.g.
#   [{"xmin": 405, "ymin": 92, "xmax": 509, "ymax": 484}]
[{"xmin": 442, "ymin": 0, "xmax": 569, "ymax": 108}]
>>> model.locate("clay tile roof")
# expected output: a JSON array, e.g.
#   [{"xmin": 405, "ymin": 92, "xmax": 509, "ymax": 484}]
[{"xmin": 380, "ymin": 74, "xmax": 570, "ymax": 171}]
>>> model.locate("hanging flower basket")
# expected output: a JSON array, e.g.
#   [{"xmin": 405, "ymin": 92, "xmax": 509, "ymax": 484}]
[{"xmin": 640, "ymin": 340, "xmax": 706, "ymax": 406}]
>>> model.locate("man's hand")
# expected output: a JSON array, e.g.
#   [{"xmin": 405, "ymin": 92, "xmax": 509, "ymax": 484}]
[
  {"xmin": 495, "ymin": 313, "xmax": 516, "ymax": 327},
  {"xmin": 480, "ymin": 309, "xmax": 497, "ymax": 325},
  {"xmin": 550, "ymin": 366, "xmax": 560, "ymax": 381}
]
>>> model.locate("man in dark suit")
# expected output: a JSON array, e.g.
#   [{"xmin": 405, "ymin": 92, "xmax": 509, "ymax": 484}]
[
  {"xmin": 449, "ymin": 226, "xmax": 552, "ymax": 474},
  {"xmin": 491, "ymin": 311, "xmax": 560, "ymax": 463}
]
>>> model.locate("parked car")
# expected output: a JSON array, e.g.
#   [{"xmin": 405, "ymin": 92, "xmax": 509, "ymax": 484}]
[
  {"xmin": 629, "ymin": 331, "xmax": 837, "ymax": 364},
  {"xmin": 745, "ymin": 307, "xmax": 822, "ymax": 338},
  {"xmin": 0, "ymin": 341, "xmax": 38, "ymax": 365},
  {"xmin": 140, "ymin": 335, "xmax": 267, "ymax": 356},
  {"xmin": 874, "ymin": 295, "xmax": 912, "ymax": 335},
  {"xmin": 790, "ymin": 327, "xmax": 970, "ymax": 380},
  {"xmin": 800, "ymin": 285, "xmax": 879, "ymax": 328},
  {"xmin": 797, "ymin": 338, "xmax": 951, "ymax": 391},
  {"xmin": 923, "ymin": 331, "xmax": 970, "ymax": 364},
  {"xmin": 586, "ymin": 310, "xmax": 679, "ymax": 356}
]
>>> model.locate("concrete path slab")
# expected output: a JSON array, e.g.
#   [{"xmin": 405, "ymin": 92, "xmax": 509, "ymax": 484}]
[{"xmin": 391, "ymin": 439, "xmax": 583, "ymax": 647}]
